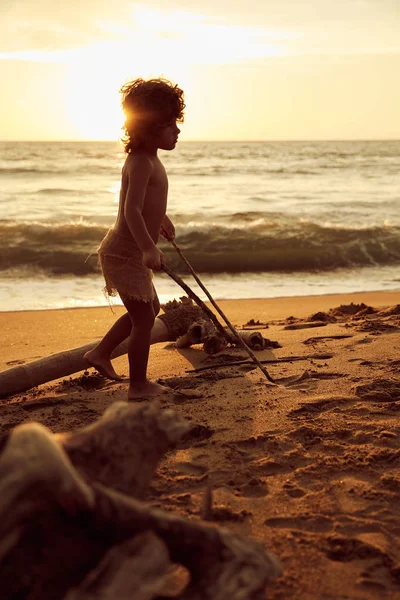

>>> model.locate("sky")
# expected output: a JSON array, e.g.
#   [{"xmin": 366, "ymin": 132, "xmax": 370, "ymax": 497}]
[{"xmin": 1, "ymin": 0, "xmax": 399, "ymax": 141}]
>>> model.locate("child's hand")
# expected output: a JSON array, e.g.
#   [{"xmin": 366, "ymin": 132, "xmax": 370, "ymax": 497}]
[
  {"xmin": 143, "ymin": 247, "xmax": 165, "ymax": 270},
  {"xmin": 160, "ymin": 215, "xmax": 175, "ymax": 241}
]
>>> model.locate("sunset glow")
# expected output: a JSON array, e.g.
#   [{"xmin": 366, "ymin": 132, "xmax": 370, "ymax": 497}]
[{"xmin": 0, "ymin": 1, "xmax": 399, "ymax": 140}]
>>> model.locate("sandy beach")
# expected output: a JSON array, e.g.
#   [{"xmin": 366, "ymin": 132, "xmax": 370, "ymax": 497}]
[{"xmin": 1, "ymin": 289, "xmax": 400, "ymax": 599}]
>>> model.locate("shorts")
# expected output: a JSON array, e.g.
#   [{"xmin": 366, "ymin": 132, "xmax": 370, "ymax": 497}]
[{"xmin": 98, "ymin": 229, "xmax": 155, "ymax": 303}]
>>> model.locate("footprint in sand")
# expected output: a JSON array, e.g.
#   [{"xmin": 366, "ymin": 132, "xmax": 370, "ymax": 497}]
[
  {"xmin": 345, "ymin": 337, "xmax": 375, "ymax": 349},
  {"xmin": 283, "ymin": 321, "xmax": 328, "ymax": 330},
  {"xmin": 322, "ymin": 533, "xmax": 400, "ymax": 591},
  {"xmin": 207, "ymin": 505, "xmax": 251, "ymax": 522},
  {"xmin": 229, "ymin": 431, "xmax": 295, "ymax": 456},
  {"xmin": 303, "ymin": 334, "xmax": 352, "ymax": 345},
  {"xmin": 323, "ymin": 533, "xmax": 392, "ymax": 563},
  {"xmin": 352, "ymin": 378, "xmax": 400, "ymax": 402},
  {"xmin": 282, "ymin": 481, "xmax": 306, "ymax": 498},
  {"xmin": 356, "ymin": 578, "xmax": 388, "ymax": 593},
  {"xmin": 276, "ymin": 370, "xmax": 346, "ymax": 390},
  {"xmin": 159, "ymin": 375, "xmax": 201, "ymax": 390},
  {"xmin": 287, "ymin": 425, "xmax": 323, "ymax": 447},
  {"xmin": 56, "ymin": 372, "xmax": 110, "ymax": 392},
  {"xmin": 226, "ymin": 433, "xmax": 312, "ymax": 481},
  {"xmin": 172, "ymin": 389, "xmax": 204, "ymax": 403},
  {"xmin": 6, "ymin": 359, "xmax": 26, "ymax": 366},
  {"xmin": 354, "ymin": 319, "xmax": 400, "ymax": 333},
  {"xmin": 265, "ymin": 514, "xmax": 334, "ymax": 533},
  {"xmin": 177, "ymin": 423, "xmax": 214, "ymax": 448},
  {"xmin": 241, "ymin": 477, "xmax": 269, "ymax": 497},
  {"xmin": 201, "ymin": 486, "xmax": 253, "ymax": 523},
  {"xmin": 380, "ymin": 473, "xmax": 400, "ymax": 492},
  {"xmin": 288, "ymin": 396, "xmax": 356, "ymax": 418},
  {"xmin": 174, "ymin": 461, "xmax": 209, "ymax": 476}
]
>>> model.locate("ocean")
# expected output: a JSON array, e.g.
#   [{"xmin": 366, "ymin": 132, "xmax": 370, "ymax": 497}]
[{"xmin": 1, "ymin": 140, "xmax": 399, "ymax": 312}]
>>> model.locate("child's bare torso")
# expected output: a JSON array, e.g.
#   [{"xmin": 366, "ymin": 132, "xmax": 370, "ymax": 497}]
[{"xmin": 113, "ymin": 153, "xmax": 168, "ymax": 243}]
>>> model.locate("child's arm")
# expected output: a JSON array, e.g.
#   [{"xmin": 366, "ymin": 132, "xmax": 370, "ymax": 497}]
[
  {"xmin": 124, "ymin": 155, "xmax": 164, "ymax": 270},
  {"xmin": 160, "ymin": 214, "xmax": 175, "ymax": 241}
]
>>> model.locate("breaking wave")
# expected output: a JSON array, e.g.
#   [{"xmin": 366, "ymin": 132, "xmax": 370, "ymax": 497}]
[{"xmin": 1, "ymin": 218, "xmax": 399, "ymax": 277}]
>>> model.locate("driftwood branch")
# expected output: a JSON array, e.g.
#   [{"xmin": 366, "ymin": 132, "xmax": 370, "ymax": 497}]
[
  {"xmin": 187, "ymin": 353, "xmax": 334, "ymax": 373},
  {"xmin": 0, "ymin": 402, "xmax": 281, "ymax": 599},
  {"xmin": 65, "ymin": 532, "xmax": 171, "ymax": 600},
  {"xmin": 163, "ymin": 257, "xmax": 276, "ymax": 384},
  {"xmin": 61, "ymin": 401, "xmax": 190, "ymax": 498},
  {"xmin": 90, "ymin": 483, "xmax": 281, "ymax": 600}
]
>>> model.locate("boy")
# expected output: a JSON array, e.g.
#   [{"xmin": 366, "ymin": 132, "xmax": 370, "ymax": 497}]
[{"xmin": 84, "ymin": 78, "xmax": 185, "ymax": 399}]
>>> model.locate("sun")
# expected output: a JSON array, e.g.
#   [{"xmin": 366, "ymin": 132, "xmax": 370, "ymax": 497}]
[
  {"xmin": 63, "ymin": 48, "xmax": 125, "ymax": 140},
  {"xmin": 62, "ymin": 41, "xmax": 192, "ymax": 140},
  {"xmin": 60, "ymin": 6, "xmax": 282, "ymax": 140}
]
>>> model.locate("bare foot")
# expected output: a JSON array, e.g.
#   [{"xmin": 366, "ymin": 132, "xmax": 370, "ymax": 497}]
[
  {"xmin": 83, "ymin": 349, "xmax": 123, "ymax": 381},
  {"xmin": 128, "ymin": 380, "xmax": 170, "ymax": 400}
]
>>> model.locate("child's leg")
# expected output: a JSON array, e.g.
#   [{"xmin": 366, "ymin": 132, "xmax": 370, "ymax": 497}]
[
  {"xmin": 124, "ymin": 297, "xmax": 169, "ymax": 399},
  {"xmin": 152, "ymin": 287, "xmax": 161, "ymax": 317},
  {"xmin": 84, "ymin": 289, "xmax": 168, "ymax": 380},
  {"xmin": 83, "ymin": 313, "xmax": 131, "ymax": 380},
  {"xmin": 149, "ymin": 288, "xmax": 170, "ymax": 342}
]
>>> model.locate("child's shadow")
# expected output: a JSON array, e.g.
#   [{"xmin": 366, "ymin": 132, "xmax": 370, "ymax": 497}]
[{"xmin": 161, "ymin": 343, "xmax": 276, "ymax": 423}]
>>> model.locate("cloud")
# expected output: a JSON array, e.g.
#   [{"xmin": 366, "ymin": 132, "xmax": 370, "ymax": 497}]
[
  {"xmin": 1, "ymin": 0, "xmax": 399, "ymax": 60},
  {"xmin": 0, "ymin": 0, "xmax": 132, "ymax": 52},
  {"xmin": 0, "ymin": 3, "xmax": 296, "ymax": 65}
]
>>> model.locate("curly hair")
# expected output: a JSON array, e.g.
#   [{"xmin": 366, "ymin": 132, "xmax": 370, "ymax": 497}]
[{"xmin": 120, "ymin": 78, "xmax": 185, "ymax": 153}]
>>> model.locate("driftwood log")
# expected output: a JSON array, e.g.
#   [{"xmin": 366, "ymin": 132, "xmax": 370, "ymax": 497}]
[
  {"xmin": 0, "ymin": 298, "xmax": 271, "ymax": 399},
  {"xmin": 0, "ymin": 338, "xmax": 127, "ymax": 399},
  {"xmin": 0, "ymin": 401, "xmax": 281, "ymax": 599}
]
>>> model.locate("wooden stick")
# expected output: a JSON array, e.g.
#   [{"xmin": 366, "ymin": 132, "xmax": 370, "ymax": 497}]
[
  {"xmin": 166, "ymin": 242, "xmax": 276, "ymax": 384},
  {"xmin": 186, "ymin": 353, "xmax": 334, "ymax": 373}
]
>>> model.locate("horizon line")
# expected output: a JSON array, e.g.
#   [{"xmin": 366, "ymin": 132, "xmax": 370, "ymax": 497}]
[{"xmin": 1, "ymin": 138, "xmax": 400, "ymax": 143}]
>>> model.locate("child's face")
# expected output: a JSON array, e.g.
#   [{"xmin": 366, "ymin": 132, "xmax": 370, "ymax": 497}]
[{"xmin": 153, "ymin": 119, "xmax": 181, "ymax": 151}]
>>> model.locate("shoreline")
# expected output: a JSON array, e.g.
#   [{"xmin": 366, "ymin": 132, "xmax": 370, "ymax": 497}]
[
  {"xmin": 1, "ymin": 287, "xmax": 399, "ymax": 315},
  {"xmin": 2, "ymin": 264, "xmax": 400, "ymax": 314}
]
